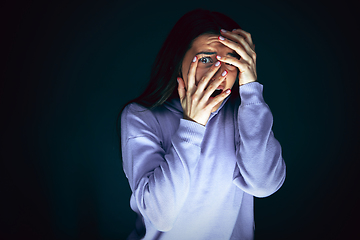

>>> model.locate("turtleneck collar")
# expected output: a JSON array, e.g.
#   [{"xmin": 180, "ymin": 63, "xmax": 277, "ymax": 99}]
[{"xmin": 163, "ymin": 96, "xmax": 231, "ymax": 116}]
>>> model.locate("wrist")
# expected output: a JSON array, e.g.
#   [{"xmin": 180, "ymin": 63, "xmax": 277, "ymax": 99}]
[
  {"xmin": 239, "ymin": 78, "xmax": 257, "ymax": 86},
  {"xmin": 183, "ymin": 115, "xmax": 207, "ymax": 126}
]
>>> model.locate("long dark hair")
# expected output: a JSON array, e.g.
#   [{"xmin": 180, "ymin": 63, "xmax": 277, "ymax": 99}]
[{"xmin": 116, "ymin": 8, "xmax": 241, "ymax": 137}]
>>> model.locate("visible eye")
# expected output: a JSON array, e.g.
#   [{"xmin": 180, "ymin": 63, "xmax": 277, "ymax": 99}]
[{"xmin": 199, "ymin": 57, "xmax": 213, "ymax": 64}]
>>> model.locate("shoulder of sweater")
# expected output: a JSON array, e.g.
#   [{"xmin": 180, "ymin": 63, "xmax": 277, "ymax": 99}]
[
  {"xmin": 123, "ymin": 102, "xmax": 170, "ymax": 116},
  {"xmin": 121, "ymin": 103, "xmax": 155, "ymax": 127},
  {"xmin": 121, "ymin": 103, "xmax": 169, "ymax": 132}
]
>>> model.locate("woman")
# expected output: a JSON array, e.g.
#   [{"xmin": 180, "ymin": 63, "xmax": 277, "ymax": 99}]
[{"xmin": 119, "ymin": 8, "xmax": 286, "ymax": 240}]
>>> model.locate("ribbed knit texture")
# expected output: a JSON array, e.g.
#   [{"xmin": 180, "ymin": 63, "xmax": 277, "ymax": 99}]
[{"xmin": 121, "ymin": 82, "xmax": 286, "ymax": 240}]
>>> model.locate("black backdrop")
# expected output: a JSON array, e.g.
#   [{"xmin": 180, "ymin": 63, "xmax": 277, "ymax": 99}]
[{"xmin": 2, "ymin": 0, "xmax": 359, "ymax": 239}]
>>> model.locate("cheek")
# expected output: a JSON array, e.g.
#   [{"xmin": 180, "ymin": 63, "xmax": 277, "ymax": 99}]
[
  {"xmin": 227, "ymin": 71, "xmax": 238, "ymax": 86},
  {"xmin": 195, "ymin": 68, "xmax": 209, "ymax": 85}
]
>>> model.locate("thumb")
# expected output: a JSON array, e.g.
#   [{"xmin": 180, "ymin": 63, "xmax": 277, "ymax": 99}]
[{"xmin": 177, "ymin": 77, "xmax": 186, "ymax": 100}]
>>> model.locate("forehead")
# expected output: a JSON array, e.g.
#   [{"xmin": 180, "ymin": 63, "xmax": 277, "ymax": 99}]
[{"xmin": 190, "ymin": 33, "xmax": 232, "ymax": 52}]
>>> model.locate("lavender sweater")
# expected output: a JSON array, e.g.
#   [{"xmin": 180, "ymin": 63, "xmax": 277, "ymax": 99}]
[{"xmin": 121, "ymin": 82, "xmax": 286, "ymax": 240}]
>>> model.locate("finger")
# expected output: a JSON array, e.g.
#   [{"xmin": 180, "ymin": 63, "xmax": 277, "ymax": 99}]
[
  {"xmin": 221, "ymin": 29, "xmax": 255, "ymax": 53},
  {"xmin": 202, "ymin": 69, "xmax": 228, "ymax": 100},
  {"xmin": 231, "ymin": 29, "xmax": 254, "ymax": 50},
  {"xmin": 196, "ymin": 60, "xmax": 222, "ymax": 93},
  {"xmin": 177, "ymin": 77, "xmax": 186, "ymax": 100},
  {"xmin": 216, "ymin": 55, "xmax": 247, "ymax": 73},
  {"xmin": 187, "ymin": 56, "xmax": 198, "ymax": 92},
  {"xmin": 206, "ymin": 88, "xmax": 232, "ymax": 111},
  {"xmin": 218, "ymin": 36, "xmax": 255, "ymax": 64}
]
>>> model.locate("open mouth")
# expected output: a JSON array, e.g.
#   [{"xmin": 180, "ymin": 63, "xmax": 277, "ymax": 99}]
[{"xmin": 211, "ymin": 89, "xmax": 223, "ymax": 98}]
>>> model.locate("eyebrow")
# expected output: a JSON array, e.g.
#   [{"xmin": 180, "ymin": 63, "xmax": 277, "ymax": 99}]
[{"xmin": 196, "ymin": 51, "xmax": 240, "ymax": 58}]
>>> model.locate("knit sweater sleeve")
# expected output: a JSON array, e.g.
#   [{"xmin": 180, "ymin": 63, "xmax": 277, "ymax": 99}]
[
  {"xmin": 233, "ymin": 82, "xmax": 286, "ymax": 198},
  {"xmin": 121, "ymin": 103, "xmax": 205, "ymax": 231}
]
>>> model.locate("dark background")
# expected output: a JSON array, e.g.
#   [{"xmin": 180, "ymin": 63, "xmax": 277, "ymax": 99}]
[{"xmin": 2, "ymin": 0, "xmax": 359, "ymax": 239}]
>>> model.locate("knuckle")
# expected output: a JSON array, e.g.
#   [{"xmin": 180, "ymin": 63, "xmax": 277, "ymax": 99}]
[
  {"xmin": 199, "ymin": 77, "xmax": 207, "ymax": 85},
  {"xmin": 202, "ymin": 74, "xmax": 212, "ymax": 82},
  {"xmin": 186, "ymin": 90, "xmax": 192, "ymax": 97},
  {"xmin": 208, "ymin": 82, "xmax": 216, "ymax": 90},
  {"xmin": 236, "ymin": 37, "xmax": 244, "ymax": 43},
  {"xmin": 235, "ymin": 45, "xmax": 242, "ymax": 52},
  {"xmin": 191, "ymin": 94, "xmax": 199, "ymax": 102}
]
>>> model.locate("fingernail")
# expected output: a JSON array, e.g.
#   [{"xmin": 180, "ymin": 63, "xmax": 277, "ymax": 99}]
[
  {"xmin": 215, "ymin": 61, "xmax": 220, "ymax": 67},
  {"xmin": 232, "ymin": 29, "xmax": 237, "ymax": 32},
  {"xmin": 218, "ymin": 36, "xmax": 225, "ymax": 41},
  {"xmin": 192, "ymin": 56, "xmax": 197, "ymax": 62},
  {"xmin": 216, "ymin": 55, "xmax": 221, "ymax": 59},
  {"xmin": 220, "ymin": 29, "xmax": 227, "ymax": 33},
  {"xmin": 225, "ymin": 89, "xmax": 231, "ymax": 94},
  {"xmin": 177, "ymin": 77, "xmax": 180, "ymax": 83},
  {"xmin": 222, "ymin": 70, "xmax": 227, "ymax": 76}
]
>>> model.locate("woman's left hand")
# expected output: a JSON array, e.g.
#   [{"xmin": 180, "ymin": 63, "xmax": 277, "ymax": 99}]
[{"xmin": 217, "ymin": 29, "xmax": 257, "ymax": 86}]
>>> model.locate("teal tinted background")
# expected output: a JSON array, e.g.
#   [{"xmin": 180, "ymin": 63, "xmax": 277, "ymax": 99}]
[{"xmin": 2, "ymin": 0, "xmax": 359, "ymax": 239}]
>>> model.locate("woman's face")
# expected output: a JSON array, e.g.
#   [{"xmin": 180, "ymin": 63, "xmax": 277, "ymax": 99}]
[{"xmin": 180, "ymin": 33, "xmax": 239, "ymax": 111}]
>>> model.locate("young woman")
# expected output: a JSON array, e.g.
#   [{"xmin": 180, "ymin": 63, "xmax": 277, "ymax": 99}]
[{"xmin": 119, "ymin": 8, "xmax": 286, "ymax": 240}]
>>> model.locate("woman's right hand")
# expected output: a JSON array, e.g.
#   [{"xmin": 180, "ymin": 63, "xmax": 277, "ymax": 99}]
[{"xmin": 177, "ymin": 56, "xmax": 232, "ymax": 126}]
